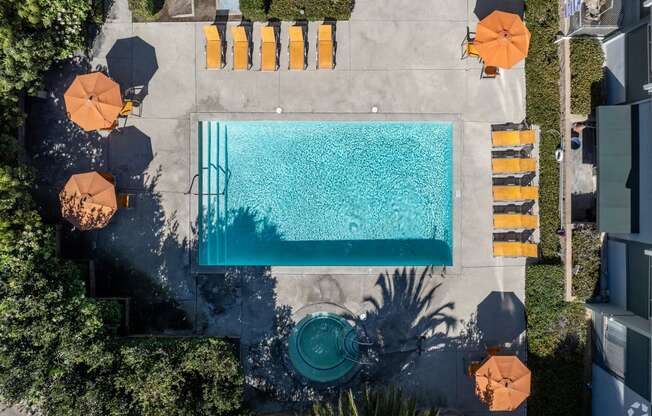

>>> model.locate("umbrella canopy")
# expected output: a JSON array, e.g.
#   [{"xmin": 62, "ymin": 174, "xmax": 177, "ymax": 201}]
[
  {"xmin": 64, "ymin": 72, "xmax": 123, "ymax": 131},
  {"xmin": 475, "ymin": 11, "xmax": 531, "ymax": 69},
  {"xmin": 60, "ymin": 172, "xmax": 118, "ymax": 231},
  {"xmin": 475, "ymin": 355, "xmax": 531, "ymax": 411}
]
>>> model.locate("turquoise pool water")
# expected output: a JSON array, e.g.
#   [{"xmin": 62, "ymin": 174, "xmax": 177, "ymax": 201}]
[{"xmin": 198, "ymin": 120, "xmax": 453, "ymax": 266}]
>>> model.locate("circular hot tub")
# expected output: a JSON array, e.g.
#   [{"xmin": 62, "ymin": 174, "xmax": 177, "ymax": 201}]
[{"xmin": 288, "ymin": 312, "xmax": 359, "ymax": 383}]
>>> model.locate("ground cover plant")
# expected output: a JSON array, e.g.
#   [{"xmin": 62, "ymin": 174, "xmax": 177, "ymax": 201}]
[
  {"xmin": 570, "ymin": 38, "xmax": 604, "ymax": 115},
  {"xmin": 0, "ymin": 1, "xmax": 246, "ymax": 414},
  {"xmin": 524, "ymin": 1, "xmax": 594, "ymax": 415},
  {"xmin": 312, "ymin": 386, "xmax": 440, "ymax": 416},
  {"xmin": 241, "ymin": 0, "xmax": 354, "ymax": 21}
]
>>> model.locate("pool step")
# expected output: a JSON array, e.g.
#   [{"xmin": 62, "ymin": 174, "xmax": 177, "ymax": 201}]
[{"xmin": 199, "ymin": 120, "xmax": 228, "ymax": 265}]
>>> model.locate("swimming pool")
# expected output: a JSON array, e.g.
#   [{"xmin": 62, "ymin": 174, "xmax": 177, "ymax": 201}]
[{"xmin": 198, "ymin": 120, "xmax": 453, "ymax": 266}]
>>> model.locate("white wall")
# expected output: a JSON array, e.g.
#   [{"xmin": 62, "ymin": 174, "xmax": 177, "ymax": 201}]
[
  {"xmin": 608, "ymin": 100, "xmax": 652, "ymax": 245},
  {"xmin": 592, "ymin": 364, "xmax": 651, "ymax": 416},
  {"xmin": 603, "ymin": 35, "xmax": 627, "ymax": 105}
]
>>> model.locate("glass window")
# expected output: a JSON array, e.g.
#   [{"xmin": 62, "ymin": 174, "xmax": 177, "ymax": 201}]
[{"xmin": 604, "ymin": 318, "xmax": 627, "ymax": 378}]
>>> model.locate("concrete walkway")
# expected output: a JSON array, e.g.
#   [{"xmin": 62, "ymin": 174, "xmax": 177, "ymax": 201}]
[{"xmin": 28, "ymin": 0, "xmax": 529, "ymax": 414}]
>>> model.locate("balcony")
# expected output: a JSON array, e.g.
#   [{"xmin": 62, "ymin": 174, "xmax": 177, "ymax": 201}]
[{"xmin": 568, "ymin": 0, "xmax": 623, "ymax": 37}]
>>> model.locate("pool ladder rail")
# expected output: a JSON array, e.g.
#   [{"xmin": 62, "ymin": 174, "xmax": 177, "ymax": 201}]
[
  {"xmin": 184, "ymin": 162, "xmax": 232, "ymax": 196},
  {"xmin": 338, "ymin": 327, "xmax": 373, "ymax": 365}
]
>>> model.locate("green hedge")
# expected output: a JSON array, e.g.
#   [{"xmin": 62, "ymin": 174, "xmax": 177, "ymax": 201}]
[
  {"xmin": 241, "ymin": 0, "xmax": 354, "ymax": 21},
  {"xmin": 570, "ymin": 38, "xmax": 604, "ymax": 115},
  {"xmin": 524, "ymin": 1, "xmax": 590, "ymax": 415},
  {"xmin": 525, "ymin": 0, "xmax": 561, "ymax": 260}
]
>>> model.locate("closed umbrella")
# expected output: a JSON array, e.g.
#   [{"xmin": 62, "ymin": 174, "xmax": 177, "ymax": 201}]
[
  {"xmin": 475, "ymin": 11, "xmax": 531, "ymax": 69},
  {"xmin": 475, "ymin": 355, "xmax": 531, "ymax": 411},
  {"xmin": 60, "ymin": 172, "xmax": 118, "ymax": 230},
  {"xmin": 64, "ymin": 72, "xmax": 123, "ymax": 131}
]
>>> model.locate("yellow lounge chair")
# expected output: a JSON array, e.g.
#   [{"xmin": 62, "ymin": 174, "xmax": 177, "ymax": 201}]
[
  {"xmin": 231, "ymin": 26, "xmax": 249, "ymax": 70},
  {"xmin": 492, "ymin": 130, "xmax": 536, "ymax": 147},
  {"xmin": 318, "ymin": 24, "xmax": 334, "ymax": 70},
  {"xmin": 203, "ymin": 25, "xmax": 222, "ymax": 69},
  {"xmin": 493, "ymin": 186, "xmax": 539, "ymax": 201},
  {"xmin": 493, "ymin": 214, "xmax": 538, "ymax": 229},
  {"xmin": 260, "ymin": 26, "xmax": 277, "ymax": 71},
  {"xmin": 492, "ymin": 158, "xmax": 537, "ymax": 174},
  {"xmin": 289, "ymin": 26, "xmax": 305, "ymax": 70},
  {"xmin": 493, "ymin": 242, "xmax": 538, "ymax": 258}
]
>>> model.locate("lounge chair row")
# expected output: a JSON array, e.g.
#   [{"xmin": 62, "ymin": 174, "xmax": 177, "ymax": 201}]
[
  {"xmin": 203, "ymin": 24, "xmax": 335, "ymax": 71},
  {"xmin": 490, "ymin": 128, "xmax": 539, "ymax": 258}
]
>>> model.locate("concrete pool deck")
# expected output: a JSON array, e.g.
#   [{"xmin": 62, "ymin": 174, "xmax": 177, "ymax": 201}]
[{"xmin": 28, "ymin": 0, "xmax": 529, "ymax": 414}]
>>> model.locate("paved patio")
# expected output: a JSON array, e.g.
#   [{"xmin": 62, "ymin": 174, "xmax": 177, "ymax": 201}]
[{"xmin": 27, "ymin": 0, "xmax": 530, "ymax": 414}]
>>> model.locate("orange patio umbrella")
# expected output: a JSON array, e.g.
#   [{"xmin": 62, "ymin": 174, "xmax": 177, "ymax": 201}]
[
  {"xmin": 64, "ymin": 72, "xmax": 123, "ymax": 131},
  {"xmin": 60, "ymin": 172, "xmax": 118, "ymax": 231},
  {"xmin": 475, "ymin": 11, "xmax": 531, "ymax": 69},
  {"xmin": 475, "ymin": 355, "xmax": 531, "ymax": 411}
]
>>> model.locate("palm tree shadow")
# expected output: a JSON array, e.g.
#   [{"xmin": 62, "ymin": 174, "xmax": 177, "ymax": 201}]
[{"xmin": 362, "ymin": 268, "xmax": 456, "ymax": 379}]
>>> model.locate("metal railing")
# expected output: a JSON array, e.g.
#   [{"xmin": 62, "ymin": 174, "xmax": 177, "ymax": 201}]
[{"xmin": 568, "ymin": 0, "xmax": 622, "ymax": 37}]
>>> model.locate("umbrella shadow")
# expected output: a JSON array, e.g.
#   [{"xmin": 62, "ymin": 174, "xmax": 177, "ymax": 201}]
[
  {"xmin": 106, "ymin": 36, "xmax": 158, "ymax": 101},
  {"xmin": 107, "ymin": 126, "xmax": 153, "ymax": 190},
  {"xmin": 476, "ymin": 291, "xmax": 525, "ymax": 348},
  {"xmin": 473, "ymin": 0, "xmax": 524, "ymax": 20}
]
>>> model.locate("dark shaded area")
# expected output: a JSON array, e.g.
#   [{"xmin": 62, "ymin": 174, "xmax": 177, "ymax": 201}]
[
  {"xmin": 25, "ymin": 55, "xmax": 191, "ymax": 335},
  {"xmin": 26, "ymin": 57, "xmax": 108, "ymax": 222},
  {"xmin": 580, "ymin": 127, "xmax": 596, "ymax": 164},
  {"xmin": 218, "ymin": 237, "xmax": 452, "ymax": 267},
  {"xmin": 493, "ymin": 230, "xmax": 534, "ymax": 242},
  {"xmin": 493, "ymin": 173, "xmax": 536, "ymax": 186},
  {"xmin": 200, "ymin": 206, "xmax": 452, "ymax": 267},
  {"xmin": 90, "ymin": 171, "xmax": 195, "ymax": 334},
  {"xmin": 625, "ymin": 241, "xmax": 652, "ymax": 320},
  {"xmin": 477, "ymin": 291, "xmax": 525, "ymax": 347},
  {"xmin": 473, "ymin": 0, "xmax": 524, "ymax": 20},
  {"xmin": 528, "ymin": 335, "xmax": 587, "ymax": 416},
  {"xmin": 571, "ymin": 192, "xmax": 596, "ymax": 223},
  {"xmin": 493, "ymin": 201, "xmax": 536, "ymax": 214}
]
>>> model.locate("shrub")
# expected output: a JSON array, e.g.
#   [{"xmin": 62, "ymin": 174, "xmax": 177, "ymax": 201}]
[
  {"xmin": 312, "ymin": 386, "xmax": 440, "ymax": 416},
  {"xmin": 115, "ymin": 338, "xmax": 244, "ymax": 416},
  {"xmin": 570, "ymin": 38, "xmax": 604, "ymax": 115},
  {"xmin": 128, "ymin": 0, "xmax": 165, "ymax": 22},
  {"xmin": 525, "ymin": 0, "xmax": 561, "ymax": 260},
  {"xmin": 572, "ymin": 224, "xmax": 601, "ymax": 301},
  {"xmin": 0, "ymin": 166, "xmax": 115, "ymax": 414},
  {"xmin": 240, "ymin": 0, "xmax": 268, "ymax": 21},
  {"xmin": 0, "ymin": 0, "xmax": 91, "ymax": 95},
  {"xmin": 241, "ymin": 0, "xmax": 354, "ymax": 21}
]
